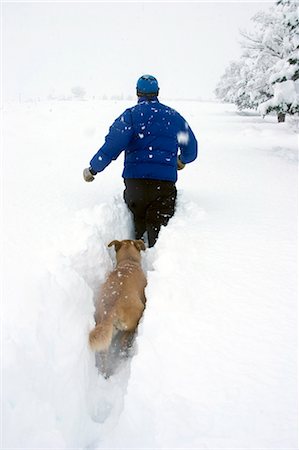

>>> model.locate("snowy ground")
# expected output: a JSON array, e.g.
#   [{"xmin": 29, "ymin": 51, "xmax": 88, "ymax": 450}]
[{"xmin": 2, "ymin": 99, "xmax": 298, "ymax": 449}]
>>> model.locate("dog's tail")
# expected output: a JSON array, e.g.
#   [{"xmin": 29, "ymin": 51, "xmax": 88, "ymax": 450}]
[{"xmin": 89, "ymin": 320, "xmax": 113, "ymax": 352}]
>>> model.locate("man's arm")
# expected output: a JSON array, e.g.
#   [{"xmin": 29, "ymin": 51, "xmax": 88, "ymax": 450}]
[
  {"xmin": 89, "ymin": 109, "xmax": 134, "ymax": 174},
  {"xmin": 177, "ymin": 119, "xmax": 198, "ymax": 165}
]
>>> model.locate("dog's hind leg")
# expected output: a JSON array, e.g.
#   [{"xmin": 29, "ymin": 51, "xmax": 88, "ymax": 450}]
[
  {"xmin": 95, "ymin": 351, "xmax": 110, "ymax": 378},
  {"xmin": 100, "ymin": 351, "xmax": 109, "ymax": 378},
  {"xmin": 119, "ymin": 330, "xmax": 136, "ymax": 357}
]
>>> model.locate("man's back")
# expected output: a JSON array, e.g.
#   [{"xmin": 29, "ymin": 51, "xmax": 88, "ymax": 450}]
[{"xmin": 122, "ymin": 97, "xmax": 197, "ymax": 181}]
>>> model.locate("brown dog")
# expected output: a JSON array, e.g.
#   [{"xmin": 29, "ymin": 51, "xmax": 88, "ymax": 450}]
[{"xmin": 89, "ymin": 239, "xmax": 147, "ymax": 355}]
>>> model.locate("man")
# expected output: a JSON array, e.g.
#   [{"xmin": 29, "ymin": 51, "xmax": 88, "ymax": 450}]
[{"xmin": 83, "ymin": 75, "xmax": 198, "ymax": 247}]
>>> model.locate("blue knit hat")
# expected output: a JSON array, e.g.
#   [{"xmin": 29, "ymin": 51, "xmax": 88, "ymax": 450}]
[{"xmin": 136, "ymin": 75, "xmax": 159, "ymax": 96}]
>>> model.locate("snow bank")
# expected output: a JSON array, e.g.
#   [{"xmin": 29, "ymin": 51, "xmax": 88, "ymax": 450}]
[
  {"xmin": 2, "ymin": 100, "xmax": 298, "ymax": 449},
  {"xmin": 3, "ymin": 195, "xmax": 134, "ymax": 448}
]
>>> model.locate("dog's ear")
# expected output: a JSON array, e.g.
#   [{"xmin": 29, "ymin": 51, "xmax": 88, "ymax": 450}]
[
  {"xmin": 108, "ymin": 240, "xmax": 122, "ymax": 252},
  {"xmin": 134, "ymin": 240, "xmax": 146, "ymax": 252}
]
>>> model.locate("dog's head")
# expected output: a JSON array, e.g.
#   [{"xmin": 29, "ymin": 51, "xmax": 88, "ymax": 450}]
[{"xmin": 108, "ymin": 239, "xmax": 146, "ymax": 263}]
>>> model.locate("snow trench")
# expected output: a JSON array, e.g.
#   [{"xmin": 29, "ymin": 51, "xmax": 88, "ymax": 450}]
[{"xmin": 3, "ymin": 193, "xmax": 205, "ymax": 449}]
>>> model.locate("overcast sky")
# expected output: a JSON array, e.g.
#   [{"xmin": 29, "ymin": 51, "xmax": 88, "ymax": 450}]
[{"xmin": 3, "ymin": 1, "xmax": 273, "ymax": 101}]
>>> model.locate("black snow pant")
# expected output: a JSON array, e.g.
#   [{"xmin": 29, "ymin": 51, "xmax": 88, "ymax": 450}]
[{"xmin": 124, "ymin": 178, "xmax": 177, "ymax": 248}]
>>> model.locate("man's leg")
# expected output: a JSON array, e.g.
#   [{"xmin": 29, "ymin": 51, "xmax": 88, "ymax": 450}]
[
  {"xmin": 146, "ymin": 183, "xmax": 177, "ymax": 247},
  {"xmin": 123, "ymin": 179, "xmax": 147, "ymax": 240}
]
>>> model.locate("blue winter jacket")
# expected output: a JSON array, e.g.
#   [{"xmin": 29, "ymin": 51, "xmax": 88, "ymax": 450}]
[{"xmin": 90, "ymin": 97, "xmax": 198, "ymax": 182}]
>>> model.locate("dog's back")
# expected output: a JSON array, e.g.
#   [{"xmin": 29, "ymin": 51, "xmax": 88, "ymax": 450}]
[{"xmin": 89, "ymin": 240, "xmax": 147, "ymax": 353}]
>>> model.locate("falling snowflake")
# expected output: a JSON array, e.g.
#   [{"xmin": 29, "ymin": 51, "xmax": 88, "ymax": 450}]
[{"xmin": 177, "ymin": 131, "xmax": 189, "ymax": 145}]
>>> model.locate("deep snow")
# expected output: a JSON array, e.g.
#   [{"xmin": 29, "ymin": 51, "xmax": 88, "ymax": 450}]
[{"xmin": 2, "ymin": 99, "xmax": 298, "ymax": 449}]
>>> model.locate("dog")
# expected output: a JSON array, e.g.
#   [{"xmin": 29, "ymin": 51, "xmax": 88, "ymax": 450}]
[{"xmin": 89, "ymin": 239, "xmax": 147, "ymax": 359}]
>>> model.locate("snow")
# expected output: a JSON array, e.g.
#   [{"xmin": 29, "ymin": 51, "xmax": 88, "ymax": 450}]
[{"xmin": 2, "ymin": 99, "xmax": 298, "ymax": 449}]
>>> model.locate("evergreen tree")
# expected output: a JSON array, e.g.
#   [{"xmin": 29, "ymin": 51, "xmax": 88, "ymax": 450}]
[{"xmin": 258, "ymin": 0, "xmax": 299, "ymax": 121}]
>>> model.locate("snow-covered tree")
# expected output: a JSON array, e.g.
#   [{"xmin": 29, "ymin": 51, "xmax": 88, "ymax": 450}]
[
  {"xmin": 215, "ymin": 9, "xmax": 278, "ymax": 111},
  {"xmin": 238, "ymin": 10, "xmax": 279, "ymax": 109},
  {"xmin": 258, "ymin": 0, "xmax": 299, "ymax": 121},
  {"xmin": 71, "ymin": 86, "xmax": 86, "ymax": 100},
  {"xmin": 215, "ymin": 1, "xmax": 299, "ymax": 122},
  {"xmin": 215, "ymin": 61, "xmax": 242, "ymax": 103},
  {"xmin": 215, "ymin": 59, "xmax": 257, "ymax": 110}
]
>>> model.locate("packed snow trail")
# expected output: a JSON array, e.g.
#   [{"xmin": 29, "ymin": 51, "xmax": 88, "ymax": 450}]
[{"xmin": 3, "ymin": 100, "xmax": 297, "ymax": 449}]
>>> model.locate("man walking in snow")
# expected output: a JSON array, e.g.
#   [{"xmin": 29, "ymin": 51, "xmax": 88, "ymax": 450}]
[{"xmin": 83, "ymin": 75, "xmax": 198, "ymax": 247}]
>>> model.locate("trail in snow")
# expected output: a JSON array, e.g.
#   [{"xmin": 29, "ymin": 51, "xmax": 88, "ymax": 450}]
[{"xmin": 2, "ymin": 100, "xmax": 297, "ymax": 449}]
